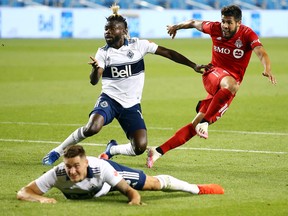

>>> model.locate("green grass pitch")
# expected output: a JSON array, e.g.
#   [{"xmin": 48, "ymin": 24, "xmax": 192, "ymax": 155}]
[{"xmin": 0, "ymin": 38, "xmax": 287, "ymax": 216}]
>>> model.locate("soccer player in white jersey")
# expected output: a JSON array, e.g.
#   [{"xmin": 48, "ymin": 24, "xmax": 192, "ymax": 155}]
[
  {"xmin": 42, "ymin": 4, "xmax": 208, "ymax": 165},
  {"xmin": 18, "ymin": 145, "xmax": 224, "ymax": 204}
]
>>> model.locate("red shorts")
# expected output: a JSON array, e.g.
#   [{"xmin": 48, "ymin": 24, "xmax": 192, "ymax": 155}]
[
  {"xmin": 202, "ymin": 67, "xmax": 231, "ymax": 96},
  {"xmin": 196, "ymin": 67, "xmax": 235, "ymax": 123}
]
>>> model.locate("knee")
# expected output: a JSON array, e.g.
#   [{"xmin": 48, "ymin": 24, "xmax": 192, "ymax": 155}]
[
  {"xmin": 220, "ymin": 76, "xmax": 239, "ymax": 94},
  {"xmin": 132, "ymin": 139, "xmax": 147, "ymax": 155},
  {"xmin": 83, "ymin": 123, "xmax": 102, "ymax": 137},
  {"xmin": 225, "ymin": 83, "xmax": 239, "ymax": 94}
]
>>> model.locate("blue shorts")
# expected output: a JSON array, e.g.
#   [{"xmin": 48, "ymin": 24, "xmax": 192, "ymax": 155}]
[
  {"xmin": 89, "ymin": 93, "xmax": 146, "ymax": 139},
  {"xmin": 106, "ymin": 160, "xmax": 146, "ymax": 190}
]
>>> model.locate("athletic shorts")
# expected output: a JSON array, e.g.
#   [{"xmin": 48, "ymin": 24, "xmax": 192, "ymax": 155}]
[
  {"xmin": 202, "ymin": 66, "xmax": 231, "ymax": 96},
  {"xmin": 89, "ymin": 93, "xmax": 146, "ymax": 139},
  {"xmin": 106, "ymin": 160, "xmax": 146, "ymax": 190},
  {"xmin": 196, "ymin": 66, "xmax": 236, "ymax": 123}
]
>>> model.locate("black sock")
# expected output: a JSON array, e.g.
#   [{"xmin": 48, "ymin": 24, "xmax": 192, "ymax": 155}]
[{"xmin": 156, "ymin": 147, "xmax": 164, "ymax": 155}]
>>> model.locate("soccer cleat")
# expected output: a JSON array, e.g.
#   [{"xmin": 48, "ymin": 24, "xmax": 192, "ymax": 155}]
[
  {"xmin": 42, "ymin": 151, "xmax": 60, "ymax": 165},
  {"xmin": 146, "ymin": 147, "xmax": 162, "ymax": 168},
  {"xmin": 98, "ymin": 153, "xmax": 109, "ymax": 160},
  {"xmin": 195, "ymin": 122, "xmax": 209, "ymax": 139},
  {"xmin": 99, "ymin": 140, "xmax": 118, "ymax": 159},
  {"xmin": 197, "ymin": 184, "xmax": 224, "ymax": 195}
]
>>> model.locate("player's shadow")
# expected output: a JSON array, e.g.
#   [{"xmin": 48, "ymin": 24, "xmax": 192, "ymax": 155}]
[{"xmin": 73, "ymin": 191, "xmax": 196, "ymax": 204}]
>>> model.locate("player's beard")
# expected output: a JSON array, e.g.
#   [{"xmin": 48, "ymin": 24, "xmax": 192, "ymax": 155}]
[
  {"xmin": 105, "ymin": 35, "xmax": 121, "ymax": 47},
  {"xmin": 222, "ymin": 26, "xmax": 238, "ymax": 39}
]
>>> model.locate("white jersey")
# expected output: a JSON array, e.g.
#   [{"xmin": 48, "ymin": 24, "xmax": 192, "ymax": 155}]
[
  {"xmin": 35, "ymin": 156, "xmax": 122, "ymax": 199},
  {"xmin": 96, "ymin": 38, "xmax": 158, "ymax": 108}
]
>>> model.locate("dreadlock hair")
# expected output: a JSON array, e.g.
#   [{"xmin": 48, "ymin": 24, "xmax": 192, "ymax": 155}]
[
  {"xmin": 106, "ymin": 3, "xmax": 128, "ymax": 30},
  {"xmin": 221, "ymin": 5, "xmax": 242, "ymax": 22}
]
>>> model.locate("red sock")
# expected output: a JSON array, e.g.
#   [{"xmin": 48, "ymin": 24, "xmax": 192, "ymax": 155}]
[
  {"xmin": 203, "ymin": 88, "xmax": 234, "ymax": 122},
  {"xmin": 158, "ymin": 123, "xmax": 196, "ymax": 154}
]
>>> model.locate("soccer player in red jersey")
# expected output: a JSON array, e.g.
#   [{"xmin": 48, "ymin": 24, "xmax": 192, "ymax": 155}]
[{"xmin": 147, "ymin": 5, "xmax": 277, "ymax": 168}]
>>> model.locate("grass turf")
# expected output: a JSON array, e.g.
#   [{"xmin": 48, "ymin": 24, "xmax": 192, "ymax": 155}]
[{"xmin": 0, "ymin": 38, "xmax": 287, "ymax": 216}]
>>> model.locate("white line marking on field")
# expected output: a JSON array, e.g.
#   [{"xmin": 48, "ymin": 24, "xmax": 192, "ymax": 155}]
[
  {"xmin": 173, "ymin": 146, "xmax": 287, "ymax": 154},
  {"xmin": 0, "ymin": 138, "xmax": 287, "ymax": 155},
  {"xmin": 0, "ymin": 121, "xmax": 173, "ymax": 131},
  {"xmin": 0, "ymin": 121, "xmax": 288, "ymax": 136},
  {"xmin": 209, "ymin": 129, "xmax": 288, "ymax": 136}
]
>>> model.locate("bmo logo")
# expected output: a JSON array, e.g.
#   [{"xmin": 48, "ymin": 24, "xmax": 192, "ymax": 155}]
[
  {"xmin": 111, "ymin": 65, "xmax": 132, "ymax": 78},
  {"xmin": 214, "ymin": 46, "xmax": 244, "ymax": 59},
  {"xmin": 214, "ymin": 45, "xmax": 230, "ymax": 54}
]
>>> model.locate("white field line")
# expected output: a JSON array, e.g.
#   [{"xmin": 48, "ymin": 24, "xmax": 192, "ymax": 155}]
[
  {"xmin": 0, "ymin": 121, "xmax": 173, "ymax": 131},
  {"xmin": 0, "ymin": 138, "xmax": 287, "ymax": 155},
  {"xmin": 0, "ymin": 121, "xmax": 288, "ymax": 136}
]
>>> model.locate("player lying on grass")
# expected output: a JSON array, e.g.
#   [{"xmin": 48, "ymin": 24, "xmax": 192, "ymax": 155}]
[
  {"xmin": 146, "ymin": 4, "xmax": 277, "ymax": 168},
  {"xmin": 18, "ymin": 145, "xmax": 224, "ymax": 204}
]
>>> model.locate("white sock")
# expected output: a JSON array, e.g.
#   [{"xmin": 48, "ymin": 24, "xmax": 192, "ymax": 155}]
[
  {"xmin": 155, "ymin": 175, "xmax": 200, "ymax": 194},
  {"xmin": 110, "ymin": 142, "xmax": 136, "ymax": 156},
  {"xmin": 54, "ymin": 127, "xmax": 86, "ymax": 155}
]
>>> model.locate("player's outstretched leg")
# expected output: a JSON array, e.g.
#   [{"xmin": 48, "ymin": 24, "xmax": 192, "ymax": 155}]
[
  {"xmin": 42, "ymin": 127, "xmax": 87, "ymax": 165},
  {"xmin": 154, "ymin": 175, "xmax": 224, "ymax": 195},
  {"xmin": 146, "ymin": 123, "xmax": 197, "ymax": 168}
]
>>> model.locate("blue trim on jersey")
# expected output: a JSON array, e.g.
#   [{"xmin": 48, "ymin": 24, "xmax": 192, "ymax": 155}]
[
  {"xmin": 56, "ymin": 169, "xmax": 67, "ymax": 177},
  {"xmin": 102, "ymin": 59, "xmax": 145, "ymax": 79},
  {"xmin": 87, "ymin": 166, "xmax": 94, "ymax": 178}
]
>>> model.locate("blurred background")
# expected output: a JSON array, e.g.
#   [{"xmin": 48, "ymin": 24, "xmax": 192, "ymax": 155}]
[
  {"xmin": 0, "ymin": 0, "xmax": 287, "ymax": 10},
  {"xmin": 1, "ymin": 1, "xmax": 288, "ymax": 38}
]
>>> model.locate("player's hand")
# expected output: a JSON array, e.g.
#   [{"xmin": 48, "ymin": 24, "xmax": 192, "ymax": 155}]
[
  {"xmin": 193, "ymin": 63, "xmax": 212, "ymax": 74},
  {"xmin": 167, "ymin": 25, "xmax": 177, "ymax": 39},
  {"xmin": 39, "ymin": 197, "xmax": 57, "ymax": 204},
  {"xmin": 262, "ymin": 71, "xmax": 277, "ymax": 85},
  {"xmin": 88, "ymin": 56, "xmax": 99, "ymax": 69},
  {"xmin": 128, "ymin": 200, "xmax": 147, "ymax": 205}
]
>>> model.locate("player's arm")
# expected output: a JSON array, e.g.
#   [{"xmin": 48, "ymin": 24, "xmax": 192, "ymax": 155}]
[
  {"xmin": 17, "ymin": 181, "xmax": 57, "ymax": 203},
  {"xmin": 114, "ymin": 179, "xmax": 143, "ymax": 205},
  {"xmin": 167, "ymin": 20, "xmax": 204, "ymax": 39},
  {"xmin": 155, "ymin": 46, "xmax": 208, "ymax": 74},
  {"xmin": 88, "ymin": 56, "xmax": 103, "ymax": 85},
  {"xmin": 253, "ymin": 46, "xmax": 277, "ymax": 84}
]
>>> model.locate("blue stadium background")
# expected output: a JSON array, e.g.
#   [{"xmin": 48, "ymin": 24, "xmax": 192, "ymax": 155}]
[{"xmin": 0, "ymin": 0, "xmax": 287, "ymax": 10}]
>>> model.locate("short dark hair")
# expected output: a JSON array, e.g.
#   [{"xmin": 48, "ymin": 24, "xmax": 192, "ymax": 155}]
[
  {"xmin": 221, "ymin": 5, "xmax": 242, "ymax": 21},
  {"xmin": 64, "ymin": 145, "xmax": 86, "ymax": 159}
]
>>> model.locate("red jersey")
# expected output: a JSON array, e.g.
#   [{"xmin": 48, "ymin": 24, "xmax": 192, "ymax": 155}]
[{"xmin": 202, "ymin": 21, "xmax": 262, "ymax": 82}]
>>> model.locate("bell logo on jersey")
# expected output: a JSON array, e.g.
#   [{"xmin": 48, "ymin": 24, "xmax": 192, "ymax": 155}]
[{"xmin": 111, "ymin": 65, "xmax": 132, "ymax": 78}]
